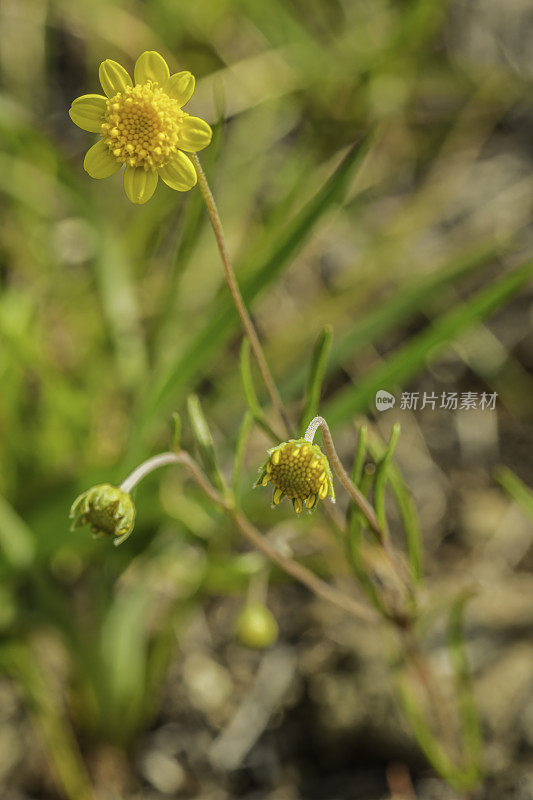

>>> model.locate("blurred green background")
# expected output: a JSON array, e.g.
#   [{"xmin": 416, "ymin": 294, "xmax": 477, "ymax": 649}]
[{"xmin": 1, "ymin": 0, "xmax": 533, "ymax": 798}]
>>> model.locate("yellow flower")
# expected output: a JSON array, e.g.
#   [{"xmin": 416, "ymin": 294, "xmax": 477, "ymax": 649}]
[
  {"xmin": 255, "ymin": 439, "xmax": 335, "ymax": 515},
  {"xmin": 68, "ymin": 51, "xmax": 212, "ymax": 204},
  {"xmin": 70, "ymin": 483, "xmax": 135, "ymax": 544}
]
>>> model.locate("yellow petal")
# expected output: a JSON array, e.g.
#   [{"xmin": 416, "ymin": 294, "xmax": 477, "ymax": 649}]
[
  {"xmin": 158, "ymin": 151, "xmax": 197, "ymax": 192},
  {"xmin": 123, "ymin": 166, "xmax": 158, "ymax": 204},
  {"xmin": 84, "ymin": 140, "xmax": 121, "ymax": 179},
  {"xmin": 134, "ymin": 50, "xmax": 170, "ymax": 85},
  {"xmin": 177, "ymin": 116, "xmax": 212, "ymax": 153},
  {"xmin": 69, "ymin": 94, "xmax": 107, "ymax": 132},
  {"xmin": 99, "ymin": 59, "xmax": 132, "ymax": 97},
  {"xmin": 165, "ymin": 71, "xmax": 195, "ymax": 106}
]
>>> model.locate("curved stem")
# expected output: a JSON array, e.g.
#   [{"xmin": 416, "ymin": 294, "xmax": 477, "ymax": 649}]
[
  {"xmin": 120, "ymin": 450, "xmax": 374, "ymax": 623},
  {"xmin": 305, "ymin": 416, "xmax": 383, "ymax": 539},
  {"xmin": 192, "ymin": 154, "xmax": 292, "ymax": 438}
]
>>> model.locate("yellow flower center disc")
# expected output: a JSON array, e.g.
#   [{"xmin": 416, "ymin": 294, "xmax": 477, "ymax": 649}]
[
  {"xmin": 268, "ymin": 442, "xmax": 328, "ymax": 501},
  {"xmin": 101, "ymin": 82, "xmax": 184, "ymax": 170}
]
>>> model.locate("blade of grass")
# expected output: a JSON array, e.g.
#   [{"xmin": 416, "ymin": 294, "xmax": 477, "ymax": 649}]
[
  {"xmin": 373, "ymin": 423, "xmax": 401, "ymax": 532},
  {"xmin": 367, "ymin": 431, "xmax": 423, "ymax": 582},
  {"xmin": 232, "ymin": 411, "xmax": 254, "ymax": 504},
  {"xmin": 282, "ymin": 240, "xmax": 509, "ymax": 401},
  {"xmin": 494, "ymin": 466, "xmax": 533, "ymax": 523},
  {"xmin": 300, "ymin": 324, "xmax": 333, "ymax": 433},
  {"xmin": 0, "ymin": 493, "xmax": 35, "ymax": 569},
  {"xmin": 187, "ymin": 394, "xmax": 228, "ymax": 496},
  {"xmin": 239, "ymin": 338, "xmax": 282, "ymax": 441},
  {"xmin": 0, "ymin": 643, "xmax": 95, "ymax": 800},
  {"xmin": 326, "ymin": 258, "xmax": 533, "ymax": 424},
  {"xmin": 447, "ymin": 593, "xmax": 484, "ymax": 780}
]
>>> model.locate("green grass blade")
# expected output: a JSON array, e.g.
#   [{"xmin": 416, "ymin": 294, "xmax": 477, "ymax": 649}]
[
  {"xmin": 327, "ymin": 258, "xmax": 533, "ymax": 424},
  {"xmin": 187, "ymin": 395, "xmax": 228, "ymax": 496},
  {"xmin": 367, "ymin": 432, "xmax": 423, "ymax": 582},
  {"xmin": 232, "ymin": 411, "xmax": 254, "ymax": 504},
  {"xmin": 447, "ymin": 593, "xmax": 484, "ymax": 780},
  {"xmin": 239, "ymin": 338, "xmax": 281, "ymax": 441},
  {"xmin": 282, "ymin": 241, "xmax": 507, "ymax": 401},
  {"xmin": 0, "ymin": 494, "xmax": 35, "ymax": 569},
  {"xmin": 300, "ymin": 324, "xmax": 333, "ymax": 433},
  {"xmin": 494, "ymin": 466, "xmax": 533, "ymax": 523},
  {"xmin": 373, "ymin": 423, "xmax": 401, "ymax": 531}
]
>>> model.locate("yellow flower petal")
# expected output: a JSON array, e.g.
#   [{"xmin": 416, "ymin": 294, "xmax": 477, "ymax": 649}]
[
  {"xmin": 164, "ymin": 71, "xmax": 195, "ymax": 107},
  {"xmin": 134, "ymin": 51, "xmax": 170, "ymax": 85},
  {"xmin": 84, "ymin": 140, "xmax": 121, "ymax": 179},
  {"xmin": 123, "ymin": 166, "xmax": 158, "ymax": 204},
  {"xmin": 177, "ymin": 116, "xmax": 213, "ymax": 153},
  {"xmin": 69, "ymin": 94, "xmax": 107, "ymax": 132},
  {"xmin": 158, "ymin": 151, "xmax": 197, "ymax": 192},
  {"xmin": 99, "ymin": 59, "xmax": 132, "ymax": 98}
]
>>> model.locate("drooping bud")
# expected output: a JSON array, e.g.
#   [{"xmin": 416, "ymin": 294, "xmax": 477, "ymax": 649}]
[
  {"xmin": 69, "ymin": 483, "xmax": 135, "ymax": 544},
  {"xmin": 255, "ymin": 438, "xmax": 335, "ymax": 514}
]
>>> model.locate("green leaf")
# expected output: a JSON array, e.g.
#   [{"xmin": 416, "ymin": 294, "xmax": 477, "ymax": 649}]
[
  {"xmin": 239, "ymin": 338, "xmax": 281, "ymax": 441},
  {"xmin": 326, "ymin": 257, "xmax": 533, "ymax": 424},
  {"xmin": 346, "ymin": 462, "xmax": 386, "ymax": 614},
  {"xmin": 0, "ymin": 493, "xmax": 35, "ymax": 569},
  {"xmin": 373, "ymin": 423, "xmax": 401, "ymax": 532},
  {"xmin": 172, "ymin": 412, "xmax": 182, "ymax": 452},
  {"xmin": 282, "ymin": 241, "xmax": 507, "ymax": 402},
  {"xmin": 367, "ymin": 433, "xmax": 423, "ymax": 582},
  {"xmin": 300, "ymin": 324, "xmax": 333, "ymax": 432},
  {"xmin": 395, "ymin": 672, "xmax": 472, "ymax": 790},
  {"xmin": 447, "ymin": 593, "xmax": 484, "ymax": 780},
  {"xmin": 187, "ymin": 394, "xmax": 228, "ymax": 496},
  {"xmin": 233, "ymin": 411, "xmax": 254, "ymax": 504},
  {"xmin": 494, "ymin": 466, "xmax": 533, "ymax": 523}
]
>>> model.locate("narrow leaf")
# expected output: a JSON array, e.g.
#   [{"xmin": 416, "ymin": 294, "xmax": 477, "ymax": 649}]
[
  {"xmin": 187, "ymin": 394, "xmax": 227, "ymax": 495},
  {"xmin": 447, "ymin": 593, "xmax": 484, "ymax": 778},
  {"xmin": 239, "ymin": 338, "xmax": 280, "ymax": 441},
  {"xmin": 326, "ymin": 258, "xmax": 533, "ymax": 424},
  {"xmin": 373, "ymin": 423, "xmax": 401, "ymax": 531},
  {"xmin": 300, "ymin": 324, "xmax": 333, "ymax": 432}
]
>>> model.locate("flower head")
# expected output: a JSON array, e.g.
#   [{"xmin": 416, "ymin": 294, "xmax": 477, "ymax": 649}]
[
  {"xmin": 69, "ymin": 51, "xmax": 212, "ymax": 204},
  {"xmin": 70, "ymin": 483, "xmax": 135, "ymax": 544},
  {"xmin": 255, "ymin": 438, "xmax": 335, "ymax": 514}
]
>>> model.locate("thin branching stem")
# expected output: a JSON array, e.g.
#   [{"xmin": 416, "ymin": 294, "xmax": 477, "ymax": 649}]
[
  {"xmin": 120, "ymin": 451, "xmax": 374, "ymax": 623},
  {"xmin": 192, "ymin": 154, "xmax": 292, "ymax": 438}
]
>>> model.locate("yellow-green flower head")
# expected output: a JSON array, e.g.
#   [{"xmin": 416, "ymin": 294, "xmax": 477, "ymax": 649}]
[
  {"xmin": 255, "ymin": 438, "xmax": 335, "ymax": 515},
  {"xmin": 68, "ymin": 51, "xmax": 212, "ymax": 204},
  {"xmin": 69, "ymin": 483, "xmax": 135, "ymax": 544}
]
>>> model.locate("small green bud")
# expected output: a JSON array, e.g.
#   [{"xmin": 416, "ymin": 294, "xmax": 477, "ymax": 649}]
[
  {"xmin": 69, "ymin": 483, "xmax": 135, "ymax": 544},
  {"xmin": 235, "ymin": 603, "xmax": 279, "ymax": 649}
]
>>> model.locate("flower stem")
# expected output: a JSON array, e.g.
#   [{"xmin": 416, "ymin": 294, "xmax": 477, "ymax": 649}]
[
  {"xmin": 192, "ymin": 154, "xmax": 291, "ymax": 438},
  {"xmin": 119, "ymin": 450, "xmax": 374, "ymax": 623},
  {"xmin": 305, "ymin": 416, "xmax": 383, "ymax": 540}
]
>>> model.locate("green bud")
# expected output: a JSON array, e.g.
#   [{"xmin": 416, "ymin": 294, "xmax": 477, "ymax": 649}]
[
  {"xmin": 235, "ymin": 603, "xmax": 279, "ymax": 649},
  {"xmin": 69, "ymin": 483, "xmax": 135, "ymax": 544}
]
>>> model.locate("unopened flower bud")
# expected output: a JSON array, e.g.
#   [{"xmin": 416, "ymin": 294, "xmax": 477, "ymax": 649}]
[
  {"xmin": 69, "ymin": 483, "xmax": 135, "ymax": 544},
  {"xmin": 235, "ymin": 603, "xmax": 279, "ymax": 649}
]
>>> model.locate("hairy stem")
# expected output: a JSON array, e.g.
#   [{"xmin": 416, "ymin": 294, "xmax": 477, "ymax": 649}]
[
  {"xmin": 305, "ymin": 416, "xmax": 383, "ymax": 539},
  {"xmin": 192, "ymin": 154, "xmax": 292, "ymax": 438}
]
